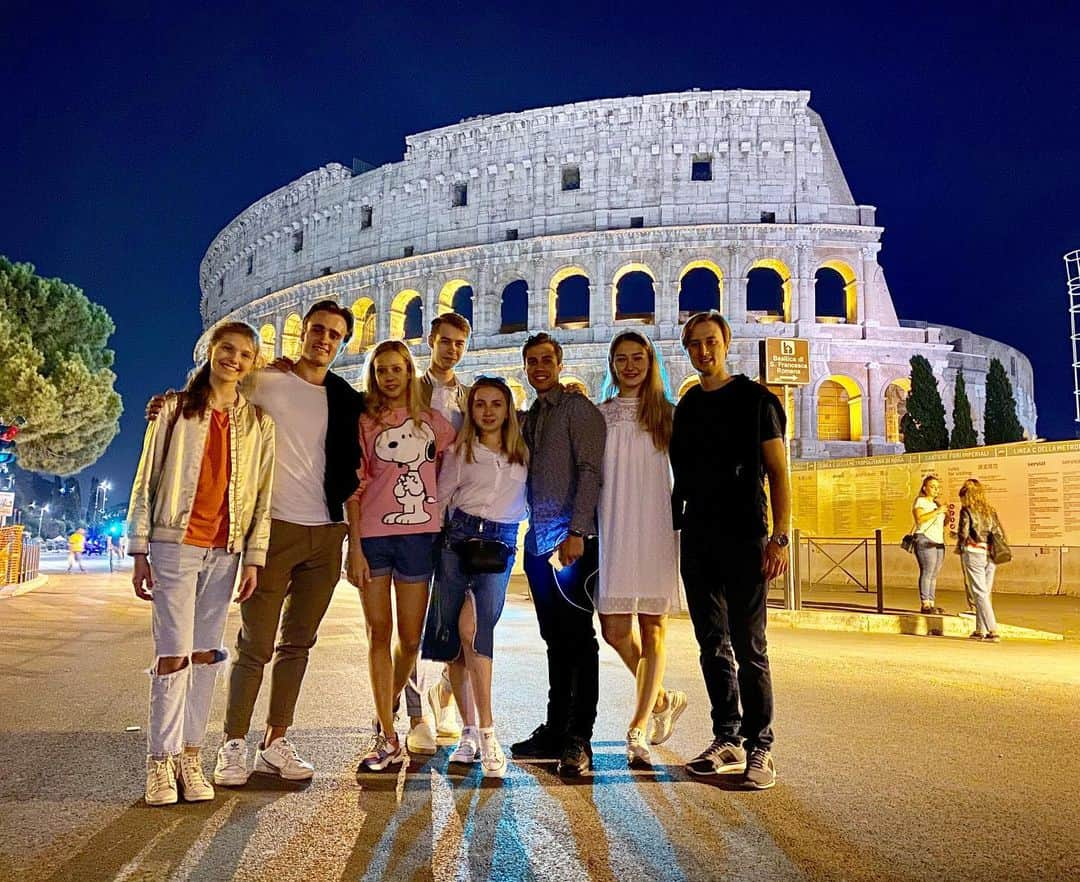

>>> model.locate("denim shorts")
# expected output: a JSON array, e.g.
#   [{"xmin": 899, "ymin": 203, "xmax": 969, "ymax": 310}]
[
  {"xmin": 421, "ymin": 510, "xmax": 519, "ymax": 661},
  {"xmin": 360, "ymin": 533, "xmax": 439, "ymax": 583}
]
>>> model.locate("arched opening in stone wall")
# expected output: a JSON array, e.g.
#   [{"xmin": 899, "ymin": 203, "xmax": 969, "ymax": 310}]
[
  {"xmin": 390, "ymin": 290, "xmax": 424, "ymax": 342},
  {"xmin": 348, "ymin": 297, "xmax": 376, "ymax": 354},
  {"xmin": 677, "ymin": 375, "xmax": 701, "ymax": 398},
  {"xmin": 746, "ymin": 259, "xmax": 792, "ymax": 322},
  {"xmin": 439, "ymin": 279, "xmax": 474, "ymax": 327},
  {"xmin": 884, "ymin": 378, "xmax": 911, "ymax": 444},
  {"xmin": 816, "ymin": 261, "xmax": 857, "ymax": 323},
  {"xmin": 678, "ymin": 261, "xmax": 723, "ymax": 321},
  {"xmin": 258, "ymin": 324, "xmax": 276, "ymax": 363},
  {"xmin": 282, "ymin": 314, "xmax": 302, "ymax": 360},
  {"xmin": 817, "ymin": 375, "xmax": 863, "ymax": 442},
  {"xmin": 612, "ymin": 263, "xmax": 656, "ymax": 323},
  {"xmin": 500, "ymin": 280, "xmax": 529, "ymax": 333},
  {"xmin": 561, "ymin": 376, "xmax": 589, "ymax": 398},
  {"xmin": 548, "ymin": 267, "xmax": 590, "ymax": 328},
  {"xmin": 506, "ymin": 378, "xmax": 528, "ymax": 409}
]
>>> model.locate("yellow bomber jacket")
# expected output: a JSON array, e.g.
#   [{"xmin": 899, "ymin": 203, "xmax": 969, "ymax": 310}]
[{"xmin": 126, "ymin": 393, "xmax": 276, "ymax": 567}]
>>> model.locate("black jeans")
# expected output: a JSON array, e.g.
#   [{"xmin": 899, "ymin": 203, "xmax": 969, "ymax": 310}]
[
  {"xmin": 680, "ymin": 528, "xmax": 774, "ymax": 751},
  {"xmin": 523, "ymin": 538, "xmax": 600, "ymax": 742}
]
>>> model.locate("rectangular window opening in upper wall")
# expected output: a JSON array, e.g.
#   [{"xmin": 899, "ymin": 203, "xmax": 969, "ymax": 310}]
[
  {"xmin": 691, "ymin": 155, "xmax": 713, "ymax": 181},
  {"xmin": 452, "ymin": 183, "xmax": 468, "ymax": 207},
  {"xmin": 360, "ymin": 205, "xmax": 373, "ymax": 229},
  {"xmin": 561, "ymin": 165, "xmax": 580, "ymax": 191},
  {"xmin": 506, "ymin": 228, "xmax": 519, "ymax": 241},
  {"xmin": 246, "ymin": 253, "xmax": 254, "ymax": 275},
  {"xmin": 293, "ymin": 230, "xmax": 304, "ymax": 252},
  {"xmin": 629, "ymin": 216, "xmax": 644, "ymax": 228}
]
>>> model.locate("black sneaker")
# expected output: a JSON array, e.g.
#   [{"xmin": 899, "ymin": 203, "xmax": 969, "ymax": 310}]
[
  {"xmin": 686, "ymin": 739, "xmax": 746, "ymax": 776},
  {"xmin": 511, "ymin": 724, "xmax": 563, "ymax": 760},
  {"xmin": 557, "ymin": 737, "xmax": 593, "ymax": 778}
]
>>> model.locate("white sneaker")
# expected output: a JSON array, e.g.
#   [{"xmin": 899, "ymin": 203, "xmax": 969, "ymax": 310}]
[
  {"xmin": 255, "ymin": 736, "xmax": 315, "ymax": 781},
  {"xmin": 627, "ymin": 728, "xmax": 653, "ymax": 767},
  {"xmin": 214, "ymin": 738, "xmax": 251, "ymax": 786},
  {"xmin": 650, "ymin": 690, "xmax": 688, "ymax": 745},
  {"xmin": 449, "ymin": 727, "xmax": 481, "ymax": 764},
  {"xmin": 426, "ymin": 680, "xmax": 462, "ymax": 739},
  {"xmin": 480, "ymin": 730, "xmax": 507, "ymax": 779},
  {"xmin": 177, "ymin": 750, "xmax": 215, "ymax": 801},
  {"xmin": 406, "ymin": 717, "xmax": 438, "ymax": 755},
  {"xmin": 360, "ymin": 732, "xmax": 408, "ymax": 771},
  {"xmin": 145, "ymin": 755, "xmax": 178, "ymax": 806}
]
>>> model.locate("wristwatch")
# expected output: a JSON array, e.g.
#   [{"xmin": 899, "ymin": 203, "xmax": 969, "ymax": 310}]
[{"xmin": 770, "ymin": 533, "xmax": 790, "ymax": 548}]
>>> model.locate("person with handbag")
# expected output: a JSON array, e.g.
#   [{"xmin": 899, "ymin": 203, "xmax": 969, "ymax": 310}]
[
  {"xmin": 420, "ymin": 377, "xmax": 529, "ymax": 778},
  {"xmin": 127, "ymin": 321, "xmax": 275, "ymax": 807},
  {"xmin": 596, "ymin": 330, "xmax": 687, "ymax": 767},
  {"xmin": 955, "ymin": 478, "xmax": 1008, "ymax": 642},
  {"xmin": 911, "ymin": 475, "xmax": 948, "ymax": 614},
  {"xmin": 346, "ymin": 341, "xmax": 456, "ymax": 771}
]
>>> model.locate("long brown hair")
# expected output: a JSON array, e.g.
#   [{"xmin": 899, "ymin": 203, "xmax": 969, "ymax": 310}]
[
  {"xmin": 454, "ymin": 377, "xmax": 529, "ymax": 466},
  {"xmin": 601, "ymin": 330, "xmax": 673, "ymax": 452},
  {"xmin": 181, "ymin": 321, "xmax": 260, "ymax": 419},
  {"xmin": 363, "ymin": 340, "xmax": 424, "ymax": 427},
  {"xmin": 959, "ymin": 478, "xmax": 995, "ymax": 521},
  {"xmin": 918, "ymin": 474, "xmax": 939, "ymax": 498}
]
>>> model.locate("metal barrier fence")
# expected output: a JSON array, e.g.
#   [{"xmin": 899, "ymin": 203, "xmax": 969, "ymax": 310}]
[
  {"xmin": 0, "ymin": 525, "xmax": 40, "ymax": 587},
  {"xmin": 772, "ymin": 529, "xmax": 885, "ymax": 613}
]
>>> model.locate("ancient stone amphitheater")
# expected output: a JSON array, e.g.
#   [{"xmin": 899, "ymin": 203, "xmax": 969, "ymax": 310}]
[{"xmin": 198, "ymin": 89, "xmax": 1035, "ymax": 458}]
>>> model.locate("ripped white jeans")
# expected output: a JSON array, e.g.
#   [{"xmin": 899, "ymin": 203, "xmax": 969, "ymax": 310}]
[{"xmin": 147, "ymin": 542, "xmax": 239, "ymax": 757}]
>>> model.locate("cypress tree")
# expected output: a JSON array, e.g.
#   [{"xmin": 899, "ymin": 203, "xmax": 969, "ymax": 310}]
[
  {"xmin": 900, "ymin": 355, "xmax": 949, "ymax": 452},
  {"xmin": 984, "ymin": 358, "xmax": 1025, "ymax": 445},
  {"xmin": 950, "ymin": 371, "xmax": 979, "ymax": 448}
]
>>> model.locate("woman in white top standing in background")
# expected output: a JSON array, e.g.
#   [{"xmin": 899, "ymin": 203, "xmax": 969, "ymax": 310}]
[
  {"xmin": 911, "ymin": 474, "xmax": 947, "ymax": 614},
  {"xmin": 596, "ymin": 330, "xmax": 687, "ymax": 767},
  {"xmin": 421, "ymin": 377, "xmax": 529, "ymax": 778}
]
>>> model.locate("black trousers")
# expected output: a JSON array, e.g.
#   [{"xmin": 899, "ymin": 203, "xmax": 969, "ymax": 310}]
[
  {"xmin": 523, "ymin": 538, "xmax": 600, "ymax": 742},
  {"xmin": 680, "ymin": 528, "xmax": 774, "ymax": 750}
]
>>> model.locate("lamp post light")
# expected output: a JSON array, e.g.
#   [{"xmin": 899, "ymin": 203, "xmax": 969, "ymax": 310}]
[{"xmin": 38, "ymin": 504, "xmax": 48, "ymax": 537}]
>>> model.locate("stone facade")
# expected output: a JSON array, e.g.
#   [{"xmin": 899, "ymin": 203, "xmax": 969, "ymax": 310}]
[{"xmin": 197, "ymin": 89, "xmax": 1037, "ymax": 457}]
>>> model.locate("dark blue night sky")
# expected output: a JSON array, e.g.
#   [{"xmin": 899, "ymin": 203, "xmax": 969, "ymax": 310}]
[{"xmin": 4, "ymin": 1, "xmax": 1079, "ymax": 500}]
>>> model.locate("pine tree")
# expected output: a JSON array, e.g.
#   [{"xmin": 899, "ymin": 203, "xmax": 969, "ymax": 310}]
[
  {"xmin": 900, "ymin": 355, "xmax": 949, "ymax": 452},
  {"xmin": 984, "ymin": 358, "xmax": 1025, "ymax": 445},
  {"xmin": 950, "ymin": 371, "xmax": 979, "ymax": 448}
]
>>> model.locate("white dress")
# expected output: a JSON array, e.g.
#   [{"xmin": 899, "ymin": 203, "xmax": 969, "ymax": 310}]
[{"xmin": 596, "ymin": 398, "xmax": 681, "ymax": 614}]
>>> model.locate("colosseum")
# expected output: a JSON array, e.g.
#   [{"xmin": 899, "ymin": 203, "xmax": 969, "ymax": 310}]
[{"xmin": 198, "ymin": 89, "xmax": 1037, "ymax": 458}]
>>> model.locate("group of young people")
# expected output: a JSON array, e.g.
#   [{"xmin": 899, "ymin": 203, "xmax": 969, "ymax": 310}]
[{"xmin": 127, "ymin": 300, "xmax": 791, "ymax": 807}]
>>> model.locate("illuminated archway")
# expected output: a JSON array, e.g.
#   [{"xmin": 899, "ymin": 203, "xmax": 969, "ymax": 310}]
[
  {"xmin": 611, "ymin": 262, "xmax": 656, "ymax": 323},
  {"xmin": 817, "ymin": 260, "xmax": 858, "ymax": 323},
  {"xmin": 282, "ymin": 314, "xmax": 302, "ymax": 360},
  {"xmin": 390, "ymin": 289, "xmax": 424, "ymax": 341},
  {"xmin": 548, "ymin": 266, "xmax": 590, "ymax": 328},
  {"xmin": 817, "ymin": 375, "xmax": 863, "ymax": 442},
  {"xmin": 747, "ymin": 259, "xmax": 793, "ymax": 322},
  {"xmin": 348, "ymin": 297, "xmax": 376, "ymax": 354},
  {"xmin": 500, "ymin": 280, "xmax": 529, "ymax": 333},
  {"xmin": 258, "ymin": 324, "xmax": 276, "ymax": 363},
  {"xmin": 438, "ymin": 279, "xmax": 474, "ymax": 326},
  {"xmin": 677, "ymin": 375, "xmax": 701, "ymax": 398},
  {"xmin": 677, "ymin": 260, "xmax": 724, "ymax": 319},
  {"xmin": 506, "ymin": 378, "xmax": 528, "ymax": 409},
  {"xmin": 884, "ymin": 378, "xmax": 911, "ymax": 444}
]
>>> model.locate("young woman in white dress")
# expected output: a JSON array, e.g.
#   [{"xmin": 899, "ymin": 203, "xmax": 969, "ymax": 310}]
[{"xmin": 597, "ymin": 330, "xmax": 687, "ymax": 766}]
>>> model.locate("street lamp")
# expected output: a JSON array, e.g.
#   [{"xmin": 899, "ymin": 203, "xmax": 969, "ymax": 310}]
[
  {"xmin": 95, "ymin": 480, "xmax": 112, "ymax": 517},
  {"xmin": 38, "ymin": 504, "xmax": 48, "ymax": 537}
]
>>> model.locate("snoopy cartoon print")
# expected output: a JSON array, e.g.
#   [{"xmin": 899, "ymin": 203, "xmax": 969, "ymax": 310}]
[{"xmin": 374, "ymin": 419, "xmax": 437, "ymax": 525}]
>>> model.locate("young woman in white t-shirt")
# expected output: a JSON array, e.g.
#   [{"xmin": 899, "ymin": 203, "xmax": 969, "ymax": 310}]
[{"xmin": 912, "ymin": 474, "xmax": 947, "ymax": 614}]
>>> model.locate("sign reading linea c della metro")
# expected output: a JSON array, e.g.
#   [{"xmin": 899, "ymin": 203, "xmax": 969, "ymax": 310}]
[{"xmin": 760, "ymin": 337, "xmax": 811, "ymax": 386}]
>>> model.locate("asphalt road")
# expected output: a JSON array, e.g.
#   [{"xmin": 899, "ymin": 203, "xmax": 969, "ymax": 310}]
[{"xmin": 1, "ymin": 560, "xmax": 1078, "ymax": 882}]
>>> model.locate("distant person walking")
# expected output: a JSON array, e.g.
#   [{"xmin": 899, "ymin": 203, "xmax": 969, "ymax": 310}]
[
  {"xmin": 955, "ymin": 479, "xmax": 1005, "ymax": 642},
  {"xmin": 66, "ymin": 528, "xmax": 87, "ymax": 574},
  {"xmin": 911, "ymin": 475, "xmax": 947, "ymax": 614}
]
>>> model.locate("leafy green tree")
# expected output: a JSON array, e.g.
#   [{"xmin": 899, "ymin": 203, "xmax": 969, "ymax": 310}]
[
  {"xmin": 0, "ymin": 257, "xmax": 122, "ymax": 474},
  {"xmin": 950, "ymin": 371, "xmax": 979, "ymax": 448},
  {"xmin": 984, "ymin": 358, "xmax": 1025, "ymax": 445},
  {"xmin": 900, "ymin": 355, "xmax": 949, "ymax": 452}
]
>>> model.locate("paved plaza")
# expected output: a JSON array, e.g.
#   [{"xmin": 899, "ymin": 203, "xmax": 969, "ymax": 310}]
[{"xmin": 1, "ymin": 561, "xmax": 1078, "ymax": 881}]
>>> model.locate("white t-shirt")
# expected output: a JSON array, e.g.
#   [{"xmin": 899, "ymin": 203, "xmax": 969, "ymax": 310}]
[
  {"xmin": 913, "ymin": 496, "xmax": 945, "ymax": 544},
  {"xmin": 246, "ymin": 369, "xmax": 335, "ymax": 525},
  {"xmin": 425, "ymin": 370, "xmax": 465, "ymax": 432},
  {"xmin": 438, "ymin": 443, "xmax": 528, "ymax": 524}
]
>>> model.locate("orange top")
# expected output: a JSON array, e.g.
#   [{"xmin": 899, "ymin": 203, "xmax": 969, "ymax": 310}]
[{"xmin": 184, "ymin": 409, "xmax": 231, "ymax": 548}]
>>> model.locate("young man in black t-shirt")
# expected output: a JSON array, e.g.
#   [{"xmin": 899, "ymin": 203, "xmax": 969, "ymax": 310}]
[{"xmin": 669, "ymin": 310, "xmax": 791, "ymax": 790}]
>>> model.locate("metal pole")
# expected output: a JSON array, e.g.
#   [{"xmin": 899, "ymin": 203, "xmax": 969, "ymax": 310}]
[
  {"xmin": 792, "ymin": 528, "xmax": 802, "ymax": 610},
  {"xmin": 783, "ymin": 384, "xmax": 795, "ymax": 610},
  {"xmin": 874, "ymin": 528, "xmax": 884, "ymax": 613}
]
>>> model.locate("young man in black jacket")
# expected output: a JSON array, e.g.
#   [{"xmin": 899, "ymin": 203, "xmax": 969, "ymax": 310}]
[{"xmin": 669, "ymin": 310, "xmax": 790, "ymax": 790}]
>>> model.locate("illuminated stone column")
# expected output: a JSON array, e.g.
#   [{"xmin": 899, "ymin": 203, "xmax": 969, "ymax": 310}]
[
  {"xmin": 858, "ymin": 245, "xmax": 876, "ymax": 326},
  {"xmin": 656, "ymin": 249, "xmax": 678, "ymax": 332},
  {"xmin": 726, "ymin": 245, "xmax": 747, "ymax": 326},
  {"xmin": 795, "ymin": 244, "xmax": 815, "ymax": 332},
  {"xmin": 867, "ymin": 361, "xmax": 886, "ymax": 450},
  {"xmin": 528, "ymin": 258, "xmax": 547, "ymax": 330}
]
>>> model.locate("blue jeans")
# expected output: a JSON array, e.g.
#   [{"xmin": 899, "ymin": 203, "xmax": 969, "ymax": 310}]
[
  {"xmin": 913, "ymin": 535, "xmax": 945, "ymax": 604},
  {"xmin": 422, "ymin": 511, "xmax": 519, "ymax": 661}
]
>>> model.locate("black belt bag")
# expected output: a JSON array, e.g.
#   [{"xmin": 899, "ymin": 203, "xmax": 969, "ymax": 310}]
[{"xmin": 452, "ymin": 537, "xmax": 512, "ymax": 575}]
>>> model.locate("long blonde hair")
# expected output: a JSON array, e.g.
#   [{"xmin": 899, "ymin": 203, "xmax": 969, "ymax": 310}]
[
  {"xmin": 455, "ymin": 377, "xmax": 528, "ymax": 466},
  {"xmin": 601, "ymin": 330, "xmax": 673, "ymax": 452},
  {"xmin": 363, "ymin": 340, "xmax": 424, "ymax": 427},
  {"xmin": 959, "ymin": 478, "xmax": 995, "ymax": 521}
]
